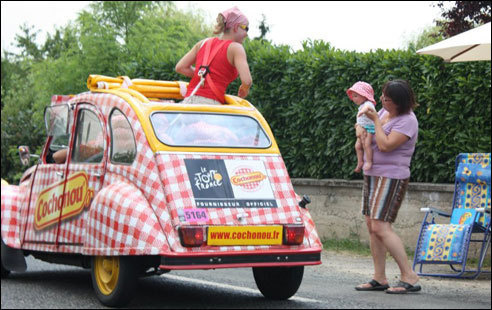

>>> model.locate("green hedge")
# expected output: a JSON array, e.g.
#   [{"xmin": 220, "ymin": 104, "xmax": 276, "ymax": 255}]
[{"xmin": 238, "ymin": 40, "xmax": 491, "ymax": 183}]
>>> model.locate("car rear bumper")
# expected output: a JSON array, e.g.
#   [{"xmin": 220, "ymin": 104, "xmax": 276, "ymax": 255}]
[{"xmin": 159, "ymin": 249, "xmax": 322, "ymax": 270}]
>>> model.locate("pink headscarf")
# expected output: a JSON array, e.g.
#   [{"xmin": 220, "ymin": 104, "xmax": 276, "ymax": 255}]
[{"xmin": 221, "ymin": 6, "xmax": 248, "ymax": 30}]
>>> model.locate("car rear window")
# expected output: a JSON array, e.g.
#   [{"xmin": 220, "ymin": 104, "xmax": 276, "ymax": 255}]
[{"xmin": 151, "ymin": 112, "xmax": 271, "ymax": 148}]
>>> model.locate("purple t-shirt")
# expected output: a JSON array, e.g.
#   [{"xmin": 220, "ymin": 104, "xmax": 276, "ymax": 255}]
[{"xmin": 364, "ymin": 108, "xmax": 418, "ymax": 179}]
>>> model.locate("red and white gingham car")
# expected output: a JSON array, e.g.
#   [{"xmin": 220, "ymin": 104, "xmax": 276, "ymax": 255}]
[{"xmin": 1, "ymin": 75, "xmax": 322, "ymax": 306}]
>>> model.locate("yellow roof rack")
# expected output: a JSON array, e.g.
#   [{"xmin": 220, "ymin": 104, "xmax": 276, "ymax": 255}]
[{"xmin": 87, "ymin": 75, "xmax": 253, "ymax": 108}]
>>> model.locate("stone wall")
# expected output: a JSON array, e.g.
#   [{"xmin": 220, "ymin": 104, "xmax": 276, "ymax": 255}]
[{"xmin": 292, "ymin": 178, "xmax": 455, "ymax": 249}]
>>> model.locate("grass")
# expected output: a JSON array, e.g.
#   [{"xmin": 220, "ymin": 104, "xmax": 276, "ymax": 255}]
[
  {"xmin": 322, "ymin": 237, "xmax": 372, "ymax": 256},
  {"xmin": 322, "ymin": 237, "xmax": 491, "ymax": 268}
]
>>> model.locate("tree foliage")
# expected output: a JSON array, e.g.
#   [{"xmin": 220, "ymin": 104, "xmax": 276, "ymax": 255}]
[
  {"xmin": 1, "ymin": 1, "xmax": 211, "ymax": 183},
  {"xmin": 436, "ymin": 1, "xmax": 491, "ymax": 37},
  {"xmin": 254, "ymin": 14, "xmax": 271, "ymax": 41},
  {"xmin": 89, "ymin": 1, "xmax": 168, "ymax": 45},
  {"xmin": 41, "ymin": 25, "xmax": 79, "ymax": 59},
  {"xmin": 13, "ymin": 24, "xmax": 43, "ymax": 61}
]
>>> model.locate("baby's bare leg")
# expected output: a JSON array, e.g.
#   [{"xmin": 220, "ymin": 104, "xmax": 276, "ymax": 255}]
[
  {"xmin": 362, "ymin": 133, "xmax": 373, "ymax": 171},
  {"xmin": 354, "ymin": 137, "xmax": 364, "ymax": 173}
]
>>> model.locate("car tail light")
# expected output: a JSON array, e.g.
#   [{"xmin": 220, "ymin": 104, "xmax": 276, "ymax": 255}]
[
  {"xmin": 178, "ymin": 226, "xmax": 205, "ymax": 247},
  {"xmin": 283, "ymin": 225, "xmax": 305, "ymax": 245}
]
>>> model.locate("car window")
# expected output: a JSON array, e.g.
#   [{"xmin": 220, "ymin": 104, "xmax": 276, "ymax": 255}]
[
  {"xmin": 72, "ymin": 109, "xmax": 104, "ymax": 163},
  {"xmin": 45, "ymin": 105, "xmax": 73, "ymax": 163},
  {"xmin": 110, "ymin": 109, "xmax": 136, "ymax": 164},
  {"xmin": 151, "ymin": 112, "xmax": 271, "ymax": 148},
  {"xmin": 45, "ymin": 133, "xmax": 70, "ymax": 164},
  {"xmin": 49, "ymin": 134, "xmax": 70, "ymax": 152},
  {"xmin": 45, "ymin": 104, "xmax": 70, "ymax": 137}
]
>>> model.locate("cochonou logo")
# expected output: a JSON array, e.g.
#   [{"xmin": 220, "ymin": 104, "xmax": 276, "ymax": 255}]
[
  {"xmin": 34, "ymin": 171, "xmax": 94, "ymax": 230},
  {"xmin": 193, "ymin": 167, "xmax": 223, "ymax": 191},
  {"xmin": 231, "ymin": 167, "xmax": 266, "ymax": 192}
]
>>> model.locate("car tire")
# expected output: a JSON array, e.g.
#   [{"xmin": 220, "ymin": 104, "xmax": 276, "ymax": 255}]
[
  {"xmin": 253, "ymin": 266, "xmax": 304, "ymax": 300},
  {"xmin": 1, "ymin": 238, "xmax": 11, "ymax": 278},
  {"xmin": 91, "ymin": 256, "xmax": 138, "ymax": 307},
  {"xmin": 0, "ymin": 261, "xmax": 10, "ymax": 278}
]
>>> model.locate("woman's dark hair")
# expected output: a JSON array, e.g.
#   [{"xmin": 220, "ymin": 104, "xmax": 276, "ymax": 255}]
[{"xmin": 382, "ymin": 79, "xmax": 418, "ymax": 115}]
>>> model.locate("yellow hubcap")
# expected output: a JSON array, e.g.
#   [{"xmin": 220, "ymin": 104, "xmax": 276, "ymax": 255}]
[{"xmin": 94, "ymin": 256, "xmax": 119, "ymax": 295}]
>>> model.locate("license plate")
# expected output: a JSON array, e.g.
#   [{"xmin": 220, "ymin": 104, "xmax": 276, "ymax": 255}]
[{"xmin": 207, "ymin": 226, "xmax": 283, "ymax": 246}]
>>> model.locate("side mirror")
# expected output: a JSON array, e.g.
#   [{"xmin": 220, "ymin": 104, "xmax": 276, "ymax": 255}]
[
  {"xmin": 18, "ymin": 146, "xmax": 40, "ymax": 166},
  {"xmin": 18, "ymin": 146, "xmax": 31, "ymax": 166}
]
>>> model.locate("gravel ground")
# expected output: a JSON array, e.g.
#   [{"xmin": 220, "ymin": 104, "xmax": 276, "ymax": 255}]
[{"xmin": 320, "ymin": 249, "xmax": 491, "ymax": 296}]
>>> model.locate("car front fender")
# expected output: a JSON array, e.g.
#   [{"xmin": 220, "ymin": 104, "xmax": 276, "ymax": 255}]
[{"xmin": 1, "ymin": 183, "xmax": 22, "ymax": 249}]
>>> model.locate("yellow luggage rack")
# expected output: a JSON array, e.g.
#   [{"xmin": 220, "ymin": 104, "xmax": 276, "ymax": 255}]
[{"xmin": 87, "ymin": 74, "xmax": 252, "ymax": 108}]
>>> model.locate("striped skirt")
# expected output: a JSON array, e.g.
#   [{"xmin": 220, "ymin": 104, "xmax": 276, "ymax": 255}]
[{"xmin": 362, "ymin": 175, "xmax": 409, "ymax": 223}]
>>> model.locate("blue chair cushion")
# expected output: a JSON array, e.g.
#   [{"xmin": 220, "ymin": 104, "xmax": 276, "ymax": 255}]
[
  {"xmin": 455, "ymin": 163, "xmax": 491, "ymax": 228},
  {"xmin": 458, "ymin": 153, "xmax": 490, "ymax": 169},
  {"xmin": 456, "ymin": 163, "xmax": 491, "ymax": 185},
  {"xmin": 450, "ymin": 209, "xmax": 478, "ymax": 225},
  {"xmin": 416, "ymin": 224, "xmax": 472, "ymax": 263}
]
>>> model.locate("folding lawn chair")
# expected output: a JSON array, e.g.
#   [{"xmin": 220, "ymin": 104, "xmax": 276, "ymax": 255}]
[{"xmin": 413, "ymin": 153, "xmax": 491, "ymax": 279}]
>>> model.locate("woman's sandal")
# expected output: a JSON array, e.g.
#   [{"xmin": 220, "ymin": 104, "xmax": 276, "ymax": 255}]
[
  {"xmin": 385, "ymin": 281, "xmax": 421, "ymax": 294},
  {"xmin": 355, "ymin": 279, "xmax": 390, "ymax": 291}
]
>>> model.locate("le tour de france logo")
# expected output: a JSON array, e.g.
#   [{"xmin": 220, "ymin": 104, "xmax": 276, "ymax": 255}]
[
  {"xmin": 34, "ymin": 171, "xmax": 94, "ymax": 230},
  {"xmin": 193, "ymin": 166, "xmax": 224, "ymax": 191}
]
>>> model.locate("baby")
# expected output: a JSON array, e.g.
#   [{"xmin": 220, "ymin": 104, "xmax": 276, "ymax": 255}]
[{"xmin": 346, "ymin": 81, "xmax": 377, "ymax": 172}]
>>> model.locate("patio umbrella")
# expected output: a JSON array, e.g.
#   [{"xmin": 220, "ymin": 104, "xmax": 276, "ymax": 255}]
[{"xmin": 417, "ymin": 22, "xmax": 491, "ymax": 62}]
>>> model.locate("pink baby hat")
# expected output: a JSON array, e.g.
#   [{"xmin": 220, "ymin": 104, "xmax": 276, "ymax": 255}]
[{"xmin": 346, "ymin": 81, "xmax": 376, "ymax": 105}]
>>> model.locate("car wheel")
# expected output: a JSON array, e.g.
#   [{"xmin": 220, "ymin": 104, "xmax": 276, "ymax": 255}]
[
  {"xmin": 1, "ymin": 238, "xmax": 11, "ymax": 278},
  {"xmin": 0, "ymin": 260, "xmax": 10, "ymax": 278},
  {"xmin": 253, "ymin": 266, "xmax": 304, "ymax": 300},
  {"xmin": 91, "ymin": 256, "xmax": 138, "ymax": 307}
]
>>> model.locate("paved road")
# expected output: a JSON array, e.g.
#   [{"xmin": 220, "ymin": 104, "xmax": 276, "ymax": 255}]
[{"xmin": 1, "ymin": 251, "xmax": 490, "ymax": 309}]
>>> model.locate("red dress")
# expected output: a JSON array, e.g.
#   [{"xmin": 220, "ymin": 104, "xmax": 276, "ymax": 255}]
[{"xmin": 185, "ymin": 38, "xmax": 238, "ymax": 103}]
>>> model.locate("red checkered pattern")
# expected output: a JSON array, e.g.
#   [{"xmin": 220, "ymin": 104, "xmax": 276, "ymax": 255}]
[
  {"xmin": 2, "ymin": 91, "xmax": 321, "ymax": 257},
  {"xmin": 84, "ymin": 180, "xmax": 169, "ymax": 255},
  {"xmin": 73, "ymin": 93, "xmax": 176, "ymax": 256},
  {"xmin": 156, "ymin": 153, "xmax": 322, "ymax": 253},
  {"xmin": 1, "ymin": 180, "xmax": 29, "ymax": 248},
  {"xmin": 56, "ymin": 104, "xmax": 106, "ymax": 247},
  {"xmin": 1, "ymin": 184, "xmax": 22, "ymax": 248},
  {"xmin": 22, "ymin": 164, "xmax": 67, "ymax": 249},
  {"xmin": 51, "ymin": 95, "xmax": 73, "ymax": 105}
]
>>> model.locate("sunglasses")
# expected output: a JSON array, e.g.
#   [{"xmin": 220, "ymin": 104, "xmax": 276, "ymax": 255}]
[{"xmin": 239, "ymin": 24, "xmax": 249, "ymax": 32}]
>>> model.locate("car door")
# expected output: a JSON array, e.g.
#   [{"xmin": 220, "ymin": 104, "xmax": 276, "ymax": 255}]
[
  {"xmin": 55, "ymin": 103, "xmax": 107, "ymax": 246},
  {"xmin": 22, "ymin": 104, "xmax": 72, "ymax": 247}
]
